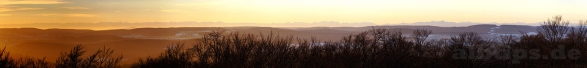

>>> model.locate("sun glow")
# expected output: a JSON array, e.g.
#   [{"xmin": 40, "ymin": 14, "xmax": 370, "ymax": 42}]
[{"xmin": 0, "ymin": 0, "xmax": 586, "ymax": 28}]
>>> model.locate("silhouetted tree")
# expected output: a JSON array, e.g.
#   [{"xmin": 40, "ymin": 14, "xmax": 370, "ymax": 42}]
[
  {"xmin": 538, "ymin": 15, "xmax": 570, "ymax": 43},
  {"xmin": 56, "ymin": 45, "xmax": 123, "ymax": 68},
  {"xmin": 0, "ymin": 47, "xmax": 17, "ymax": 68},
  {"xmin": 56, "ymin": 45, "xmax": 85, "ymax": 68},
  {"xmin": 413, "ymin": 29, "xmax": 432, "ymax": 45}
]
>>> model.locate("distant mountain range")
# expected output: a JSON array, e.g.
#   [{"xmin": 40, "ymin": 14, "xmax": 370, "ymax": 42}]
[
  {"xmin": 395, "ymin": 20, "xmax": 541, "ymax": 27},
  {"xmin": 0, "ymin": 21, "xmax": 542, "ymax": 30}
]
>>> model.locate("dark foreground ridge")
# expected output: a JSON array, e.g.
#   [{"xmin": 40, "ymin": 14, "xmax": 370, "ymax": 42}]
[{"xmin": 2, "ymin": 16, "xmax": 587, "ymax": 68}]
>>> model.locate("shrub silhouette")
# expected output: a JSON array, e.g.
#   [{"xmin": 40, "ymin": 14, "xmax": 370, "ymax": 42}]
[
  {"xmin": 0, "ymin": 47, "xmax": 52, "ymax": 68},
  {"xmin": 0, "ymin": 47, "xmax": 18, "ymax": 68},
  {"xmin": 0, "ymin": 45, "xmax": 123, "ymax": 68},
  {"xmin": 56, "ymin": 45, "xmax": 123, "ymax": 68},
  {"xmin": 16, "ymin": 56, "xmax": 50, "ymax": 68},
  {"xmin": 131, "ymin": 44, "xmax": 194, "ymax": 68}
]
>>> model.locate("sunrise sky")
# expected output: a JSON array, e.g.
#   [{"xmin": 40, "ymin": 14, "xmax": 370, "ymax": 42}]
[{"xmin": 1, "ymin": 0, "xmax": 586, "ymax": 25}]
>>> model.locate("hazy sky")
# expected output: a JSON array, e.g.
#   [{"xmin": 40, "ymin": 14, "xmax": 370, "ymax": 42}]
[{"xmin": 1, "ymin": 0, "xmax": 586, "ymax": 25}]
